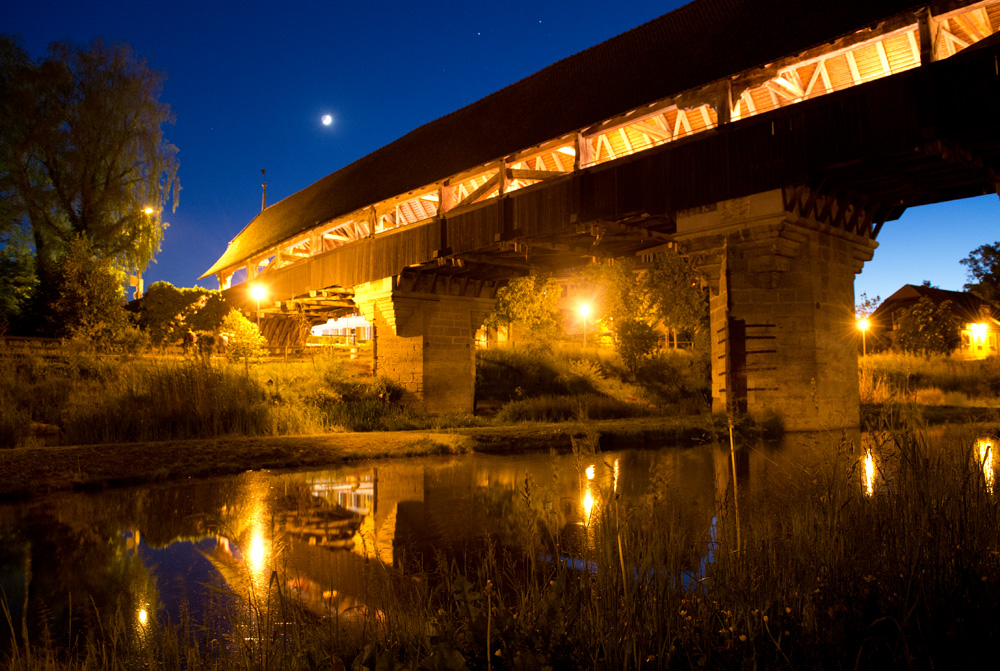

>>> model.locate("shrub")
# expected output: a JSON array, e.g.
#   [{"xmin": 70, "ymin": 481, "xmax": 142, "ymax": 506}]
[
  {"xmin": 221, "ymin": 309, "xmax": 267, "ymax": 365},
  {"xmin": 613, "ymin": 319, "xmax": 659, "ymax": 373}
]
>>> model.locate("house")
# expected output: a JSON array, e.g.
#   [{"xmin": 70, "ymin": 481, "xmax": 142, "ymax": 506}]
[{"xmin": 872, "ymin": 284, "xmax": 1000, "ymax": 358}]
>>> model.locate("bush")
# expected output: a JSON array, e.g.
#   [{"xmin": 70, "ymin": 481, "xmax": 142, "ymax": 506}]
[
  {"xmin": 614, "ymin": 319, "xmax": 658, "ymax": 373},
  {"xmin": 221, "ymin": 309, "xmax": 267, "ymax": 364}
]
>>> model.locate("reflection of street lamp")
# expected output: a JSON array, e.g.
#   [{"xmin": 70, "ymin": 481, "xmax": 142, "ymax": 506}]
[
  {"xmin": 251, "ymin": 284, "xmax": 267, "ymax": 326},
  {"xmin": 579, "ymin": 304, "xmax": 591, "ymax": 347},
  {"xmin": 857, "ymin": 317, "xmax": 870, "ymax": 357}
]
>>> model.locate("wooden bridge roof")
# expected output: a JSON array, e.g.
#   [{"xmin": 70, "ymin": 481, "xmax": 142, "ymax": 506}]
[{"xmin": 203, "ymin": 0, "xmax": 968, "ymax": 279}]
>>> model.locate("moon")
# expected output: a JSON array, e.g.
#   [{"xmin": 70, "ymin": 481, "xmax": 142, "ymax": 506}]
[{"xmin": 321, "ymin": 114, "xmax": 333, "ymax": 126}]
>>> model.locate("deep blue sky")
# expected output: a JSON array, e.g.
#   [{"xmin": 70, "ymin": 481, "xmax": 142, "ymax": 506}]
[{"xmin": 7, "ymin": 0, "xmax": 998, "ymax": 303}]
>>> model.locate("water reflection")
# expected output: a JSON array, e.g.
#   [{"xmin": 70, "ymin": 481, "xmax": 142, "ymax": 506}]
[
  {"xmin": 0, "ymin": 436, "xmax": 855, "ymax": 655},
  {"xmin": 976, "ymin": 438, "xmax": 995, "ymax": 495},
  {"xmin": 863, "ymin": 450, "xmax": 876, "ymax": 498}
]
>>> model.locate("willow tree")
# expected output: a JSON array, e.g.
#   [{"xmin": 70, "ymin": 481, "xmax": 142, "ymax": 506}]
[{"xmin": 0, "ymin": 35, "xmax": 179, "ymax": 277}]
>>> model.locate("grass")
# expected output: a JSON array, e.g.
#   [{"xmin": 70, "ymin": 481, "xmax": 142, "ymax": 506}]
[
  {"xmin": 1, "ymin": 342, "xmax": 712, "ymax": 449},
  {"xmin": 6, "ymin": 415, "xmax": 1000, "ymax": 669},
  {"xmin": 860, "ymin": 351, "xmax": 1000, "ymax": 407}
]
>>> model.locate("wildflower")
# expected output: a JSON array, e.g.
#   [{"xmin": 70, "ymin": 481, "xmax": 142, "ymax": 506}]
[
  {"xmin": 763, "ymin": 616, "xmax": 769, "ymax": 623},
  {"xmin": 785, "ymin": 607, "xmax": 791, "ymax": 613},
  {"xmin": 739, "ymin": 635, "xmax": 747, "ymax": 642}
]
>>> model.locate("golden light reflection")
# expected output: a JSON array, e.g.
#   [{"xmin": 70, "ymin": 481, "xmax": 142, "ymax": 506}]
[
  {"xmin": 138, "ymin": 608, "xmax": 148, "ymax": 625},
  {"xmin": 613, "ymin": 458, "xmax": 619, "ymax": 493},
  {"xmin": 585, "ymin": 464, "xmax": 595, "ymax": 480},
  {"xmin": 976, "ymin": 438, "xmax": 994, "ymax": 495},
  {"xmin": 249, "ymin": 533, "xmax": 266, "ymax": 571},
  {"xmin": 863, "ymin": 451, "xmax": 875, "ymax": 498},
  {"xmin": 582, "ymin": 487, "xmax": 595, "ymax": 521}
]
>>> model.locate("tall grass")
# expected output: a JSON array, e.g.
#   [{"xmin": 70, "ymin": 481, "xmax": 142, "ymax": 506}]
[{"xmin": 861, "ymin": 351, "xmax": 1000, "ymax": 406}]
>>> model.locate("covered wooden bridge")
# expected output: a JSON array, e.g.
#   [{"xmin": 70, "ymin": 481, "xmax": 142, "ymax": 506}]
[{"xmin": 203, "ymin": 0, "xmax": 1000, "ymax": 429}]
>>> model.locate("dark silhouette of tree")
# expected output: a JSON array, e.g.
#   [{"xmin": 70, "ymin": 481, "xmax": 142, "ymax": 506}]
[
  {"xmin": 894, "ymin": 297, "xmax": 961, "ymax": 355},
  {"xmin": 961, "ymin": 242, "xmax": 1000, "ymax": 302},
  {"xmin": 0, "ymin": 35, "xmax": 179, "ymax": 334}
]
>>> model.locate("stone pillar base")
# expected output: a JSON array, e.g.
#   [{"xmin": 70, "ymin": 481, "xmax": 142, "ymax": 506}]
[
  {"xmin": 353, "ymin": 276, "xmax": 496, "ymax": 414},
  {"xmin": 679, "ymin": 189, "xmax": 878, "ymax": 431}
]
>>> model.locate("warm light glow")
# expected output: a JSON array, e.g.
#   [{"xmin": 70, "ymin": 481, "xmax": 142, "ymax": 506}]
[
  {"xmin": 972, "ymin": 322, "xmax": 988, "ymax": 339},
  {"xmin": 613, "ymin": 458, "xmax": 619, "ymax": 493},
  {"xmin": 976, "ymin": 438, "xmax": 994, "ymax": 495},
  {"xmin": 138, "ymin": 608, "xmax": 148, "ymax": 625},
  {"xmin": 857, "ymin": 318, "xmax": 870, "ymax": 332},
  {"xmin": 250, "ymin": 534, "xmax": 266, "ymax": 570},
  {"xmin": 579, "ymin": 304, "xmax": 591, "ymax": 318},
  {"xmin": 557, "ymin": 146, "xmax": 576, "ymax": 156},
  {"xmin": 420, "ymin": 193, "xmax": 439, "ymax": 202},
  {"xmin": 863, "ymin": 451, "xmax": 875, "ymax": 498},
  {"xmin": 143, "ymin": 207, "xmax": 154, "ymax": 215},
  {"xmin": 582, "ymin": 488, "xmax": 595, "ymax": 521},
  {"xmin": 322, "ymin": 114, "xmax": 333, "ymax": 125},
  {"xmin": 585, "ymin": 464, "xmax": 595, "ymax": 480},
  {"xmin": 250, "ymin": 284, "xmax": 267, "ymax": 302}
]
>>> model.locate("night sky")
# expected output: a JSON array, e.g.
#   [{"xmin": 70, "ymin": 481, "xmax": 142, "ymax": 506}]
[{"xmin": 7, "ymin": 0, "xmax": 998, "ymax": 303}]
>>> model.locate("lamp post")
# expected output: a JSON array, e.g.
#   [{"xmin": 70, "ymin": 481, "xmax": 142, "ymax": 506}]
[
  {"xmin": 579, "ymin": 304, "xmax": 591, "ymax": 347},
  {"xmin": 251, "ymin": 285, "xmax": 267, "ymax": 326},
  {"xmin": 857, "ymin": 317, "xmax": 869, "ymax": 357}
]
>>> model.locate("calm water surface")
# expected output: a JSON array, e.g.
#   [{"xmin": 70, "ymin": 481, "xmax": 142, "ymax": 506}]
[{"xmin": 2, "ymin": 430, "xmax": 947, "ymax": 649}]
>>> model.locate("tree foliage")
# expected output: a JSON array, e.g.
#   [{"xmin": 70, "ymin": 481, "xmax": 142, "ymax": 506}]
[
  {"xmin": 221, "ymin": 309, "xmax": 267, "ymax": 365},
  {"xmin": 961, "ymin": 242, "xmax": 1000, "ymax": 303},
  {"xmin": 643, "ymin": 249, "xmax": 708, "ymax": 337},
  {"xmin": 894, "ymin": 297, "xmax": 961, "ymax": 355},
  {"xmin": 484, "ymin": 275, "xmax": 562, "ymax": 342},
  {"xmin": 132, "ymin": 281, "xmax": 230, "ymax": 345},
  {"xmin": 577, "ymin": 258, "xmax": 653, "ymax": 326},
  {"xmin": 47, "ymin": 236, "xmax": 148, "ymax": 352},
  {"xmin": 614, "ymin": 319, "xmax": 659, "ymax": 372},
  {"xmin": 0, "ymin": 36, "xmax": 180, "ymax": 274}
]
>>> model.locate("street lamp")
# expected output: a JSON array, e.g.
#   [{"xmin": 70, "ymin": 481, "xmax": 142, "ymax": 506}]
[
  {"xmin": 857, "ymin": 317, "xmax": 870, "ymax": 357},
  {"xmin": 251, "ymin": 284, "xmax": 267, "ymax": 326},
  {"xmin": 579, "ymin": 304, "xmax": 591, "ymax": 347}
]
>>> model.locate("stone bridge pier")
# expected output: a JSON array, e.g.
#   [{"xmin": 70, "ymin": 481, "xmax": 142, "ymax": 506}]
[
  {"xmin": 678, "ymin": 189, "xmax": 878, "ymax": 431},
  {"xmin": 353, "ymin": 276, "xmax": 496, "ymax": 414}
]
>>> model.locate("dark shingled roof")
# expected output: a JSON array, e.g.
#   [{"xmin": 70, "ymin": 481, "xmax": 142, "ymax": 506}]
[{"xmin": 203, "ymin": 0, "xmax": 949, "ymax": 279}]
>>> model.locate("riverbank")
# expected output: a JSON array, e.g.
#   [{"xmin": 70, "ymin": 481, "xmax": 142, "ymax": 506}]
[{"xmin": 0, "ymin": 415, "xmax": 719, "ymax": 501}]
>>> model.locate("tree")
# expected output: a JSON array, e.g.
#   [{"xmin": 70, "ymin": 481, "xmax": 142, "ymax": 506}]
[
  {"xmin": 47, "ymin": 236, "xmax": 139, "ymax": 350},
  {"xmin": 221, "ymin": 309, "xmax": 267, "ymax": 366},
  {"xmin": 894, "ymin": 297, "xmax": 961, "ymax": 355},
  {"xmin": 0, "ymin": 36, "xmax": 179, "ymax": 334},
  {"xmin": 132, "ymin": 281, "xmax": 230, "ymax": 346},
  {"xmin": 643, "ymin": 249, "xmax": 708, "ymax": 343},
  {"xmin": 578, "ymin": 257, "xmax": 653, "ymax": 325},
  {"xmin": 855, "ymin": 292, "xmax": 881, "ymax": 319},
  {"xmin": 614, "ymin": 319, "xmax": 659, "ymax": 372},
  {"xmin": 483, "ymin": 275, "xmax": 562, "ymax": 343},
  {"xmin": 961, "ymin": 242, "xmax": 1000, "ymax": 302}
]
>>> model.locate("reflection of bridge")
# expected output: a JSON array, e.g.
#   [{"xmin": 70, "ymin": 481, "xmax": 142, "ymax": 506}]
[{"xmin": 204, "ymin": 0, "xmax": 1000, "ymax": 429}]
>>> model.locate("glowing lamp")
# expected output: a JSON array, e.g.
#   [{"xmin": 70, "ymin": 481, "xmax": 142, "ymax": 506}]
[
  {"xmin": 972, "ymin": 322, "xmax": 987, "ymax": 339},
  {"xmin": 250, "ymin": 285, "xmax": 267, "ymax": 302},
  {"xmin": 143, "ymin": 207, "xmax": 154, "ymax": 215}
]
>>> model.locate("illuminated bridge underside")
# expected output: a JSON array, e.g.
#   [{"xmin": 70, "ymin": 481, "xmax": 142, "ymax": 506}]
[{"xmin": 212, "ymin": 0, "xmax": 1000, "ymax": 427}]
